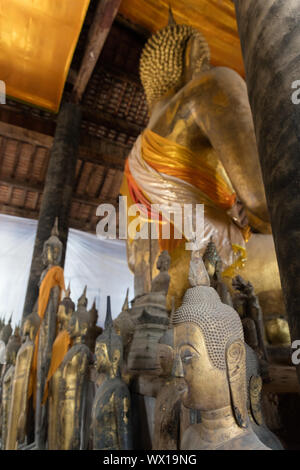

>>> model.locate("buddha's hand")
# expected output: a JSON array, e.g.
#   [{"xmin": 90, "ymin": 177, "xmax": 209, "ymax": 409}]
[{"xmin": 227, "ymin": 199, "xmax": 249, "ymax": 229}]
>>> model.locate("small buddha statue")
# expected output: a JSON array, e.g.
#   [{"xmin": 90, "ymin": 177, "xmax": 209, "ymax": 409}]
[
  {"xmin": 151, "ymin": 250, "xmax": 171, "ymax": 295},
  {"xmin": 232, "ymin": 275, "xmax": 268, "ymax": 361},
  {"xmin": 34, "ymin": 218, "xmax": 65, "ymax": 449},
  {"xmin": 46, "ymin": 285, "xmax": 75, "ymax": 450},
  {"xmin": 91, "ymin": 296, "xmax": 133, "ymax": 450},
  {"xmin": 86, "ymin": 299, "xmax": 103, "ymax": 353},
  {"xmin": 172, "ymin": 255, "xmax": 270, "ymax": 450},
  {"xmin": 58, "ymin": 287, "xmax": 94, "ymax": 450},
  {"xmin": 1, "ymin": 328, "xmax": 21, "ymax": 449},
  {"xmin": 5, "ymin": 311, "xmax": 39, "ymax": 450},
  {"xmin": 113, "ymin": 289, "xmax": 135, "ymax": 364}
]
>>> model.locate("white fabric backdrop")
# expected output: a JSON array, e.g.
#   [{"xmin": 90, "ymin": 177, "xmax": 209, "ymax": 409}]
[{"xmin": 0, "ymin": 214, "xmax": 133, "ymax": 327}]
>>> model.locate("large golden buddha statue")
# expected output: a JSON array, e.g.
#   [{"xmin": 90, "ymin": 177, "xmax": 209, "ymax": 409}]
[
  {"xmin": 172, "ymin": 253, "xmax": 270, "ymax": 450},
  {"xmin": 121, "ymin": 11, "xmax": 282, "ymax": 313}
]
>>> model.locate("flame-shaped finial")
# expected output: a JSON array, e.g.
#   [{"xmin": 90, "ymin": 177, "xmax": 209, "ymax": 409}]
[
  {"xmin": 51, "ymin": 217, "xmax": 59, "ymax": 237},
  {"xmin": 168, "ymin": 5, "xmax": 176, "ymax": 26},
  {"xmin": 105, "ymin": 296, "xmax": 113, "ymax": 329}
]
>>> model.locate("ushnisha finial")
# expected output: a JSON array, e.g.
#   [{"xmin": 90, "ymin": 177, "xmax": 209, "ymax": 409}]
[
  {"xmin": 122, "ymin": 289, "xmax": 129, "ymax": 312},
  {"xmin": 105, "ymin": 296, "xmax": 113, "ymax": 330},
  {"xmin": 168, "ymin": 5, "xmax": 176, "ymax": 26},
  {"xmin": 51, "ymin": 217, "xmax": 59, "ymax": 237},
  {"xmin": 188, "ymin": 250, "xmax": 210, "ymax": 287},
  {"xmin": 78, "ymin": 286, "xmax": 88, "ymax": 308}
]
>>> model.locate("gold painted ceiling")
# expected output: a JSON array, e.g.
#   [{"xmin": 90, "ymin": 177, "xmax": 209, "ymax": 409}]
[
  {"xmin": 119, "ymin": 0, "xmax": 245, "ymax": 77},
  {"xmin": 0, "ymin": 0, "xmax": 90, "ymax": 112}
]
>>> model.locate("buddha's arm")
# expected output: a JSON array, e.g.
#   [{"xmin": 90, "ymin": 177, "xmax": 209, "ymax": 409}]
[{"xmin": 191, "ymin": 67, "xmax": 270, "ymax": 232}]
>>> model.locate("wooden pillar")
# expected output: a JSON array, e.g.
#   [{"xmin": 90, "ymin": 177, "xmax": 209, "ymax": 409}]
[
  {"xmin": 233, "ymin": 0, "xmax": 300, "ymax": 379},
  {"xmin": 22, "ymin": 103, "xmax": 82, "ymax": 318}
]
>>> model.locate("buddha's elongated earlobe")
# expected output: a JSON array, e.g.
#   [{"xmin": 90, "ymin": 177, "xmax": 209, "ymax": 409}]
[{"xmin": 226, "ymin": 339, "xmax": 248, "ymax": 428}]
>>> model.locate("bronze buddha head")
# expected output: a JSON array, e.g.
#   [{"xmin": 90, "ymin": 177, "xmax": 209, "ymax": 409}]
[
  {"xmin": 42, "ymin": 218, "xmax": 63, "ymax": 267},
  {"xmin": 95, "ymin": 296, "xmax": 123, "ymax": 377},
  {"xmin": 157, "ymin": 250, "xmax": 171, "ymax": 273},
  {"xmin": 172, "ymin": 255, "xmax": 248, "ymax": 428}
]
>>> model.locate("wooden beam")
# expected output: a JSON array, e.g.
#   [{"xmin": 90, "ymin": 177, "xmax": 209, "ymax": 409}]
[
  {"xmin": 82, "ymin": 107, "xmax": 142, "ymax": 137},
  {"xmin": 0, "ymin": 122, "xmax": 129, "ymax": 171},
  {"xmin": 0, "ymin": 175, "xmax": 118, "ymax": 207},
  {"xmin": 72, "ymin": 0, "xmax": 122, "ymax": 103}
]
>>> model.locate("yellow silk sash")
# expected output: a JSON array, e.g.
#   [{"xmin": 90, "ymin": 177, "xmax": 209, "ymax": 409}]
[{"xmin": 42, "ymin": 329, "xmax": 71, "ymax": 404}]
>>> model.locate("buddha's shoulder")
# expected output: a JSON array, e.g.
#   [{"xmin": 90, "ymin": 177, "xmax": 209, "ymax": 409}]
[{"xmin": 184, "ymin": 66, "xmax": 246, "ymax": 97}]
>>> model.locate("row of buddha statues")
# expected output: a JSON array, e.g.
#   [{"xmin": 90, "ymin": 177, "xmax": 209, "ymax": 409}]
[{"xmin": 0, "ymin": 217, "xmax": 287, "ymax": 450}]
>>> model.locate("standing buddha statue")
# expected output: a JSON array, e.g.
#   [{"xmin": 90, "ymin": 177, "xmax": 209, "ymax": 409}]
[
  {"xmin": 121, "ymin": 10, "xmax": 282, "ymax": 312},
  {"xmin": 92, "ymin": 297, "xmax": 133, "ymax": 450},
  {"xmin": 5, "ymin": 311, "xmax": 39, "ymax": 449},
  {"xmin": 45, "ymin": 285, "xmax": 75, "ymax": 449},
  {"xmin": 58, "ymin": 287, "xmax": 93, "ymax": 450},
  {"xmin": 32, "ymin": 217, "xmax": 65, "ymax": 449}
]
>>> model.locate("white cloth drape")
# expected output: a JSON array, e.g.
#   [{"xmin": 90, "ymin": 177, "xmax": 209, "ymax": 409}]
[{"xmin": 0, "ymin": 214, "xmax": 133, "ymax": 327}]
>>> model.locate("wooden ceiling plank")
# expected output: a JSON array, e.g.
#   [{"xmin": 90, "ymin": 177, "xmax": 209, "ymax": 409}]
[
  {"xmin": 0, "ymin": 175, "xmax": 117, "ymax": 208},
  {"xmin": 72, "ymin": 0, "xmax": 122, "ymax": 103}
]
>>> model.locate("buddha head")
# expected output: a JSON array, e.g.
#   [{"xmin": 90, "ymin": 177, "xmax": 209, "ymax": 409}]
[
  {"xmin": 42, "ymin": 218, "xmax": 63, "ymax": 267},
  {"xmin": 95, "ymin": 296, "xmax": 123, "ymax": 378},
  {"xmin": 157, "ymin": 250, "xmax": 171, "ymax": 273},
  {"xmin": 57, "ymin": 284, "xmax": 75, "ymax": 330},
  {"xmin": 22, "ymin": 311, "xmax": 40, "ymax": 342},
  {"xmin": 5, "ymin": 328, "xmax": 21, "ymax": 365},
  {"xmin": 172, "ymin": 255, "xmax": 248, "ymax": 428},
  {"xmin": 67, "ymin": 286, "xmax": 89, "ymax": 342},
  {"xmin": 140, "ymin": 9, "xmax": 210, "ymax": 109}
]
